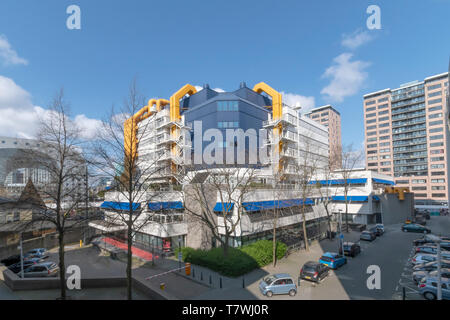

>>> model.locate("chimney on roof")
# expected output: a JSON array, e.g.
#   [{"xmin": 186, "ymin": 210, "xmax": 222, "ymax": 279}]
[
  {"xmin": 203, "ymin": 84, "xmax": 210, "ymax": 89},
  {"xmin": 240, "ymin": 81, "xmax": 247, "ymax": 88}
]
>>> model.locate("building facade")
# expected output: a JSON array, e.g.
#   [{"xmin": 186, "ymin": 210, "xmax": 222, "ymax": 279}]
[
  {"xmin": 363, "ymin": 72, "xmax": 450, "ymax": 207},
  {"xmin": 305, "ymin": 105, "xmax": 342, "ymax": 168}
]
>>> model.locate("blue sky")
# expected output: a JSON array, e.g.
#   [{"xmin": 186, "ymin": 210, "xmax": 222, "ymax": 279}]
[{"xmin": 0, "ymin": 0, "xmax": 449, "ymax": 147}]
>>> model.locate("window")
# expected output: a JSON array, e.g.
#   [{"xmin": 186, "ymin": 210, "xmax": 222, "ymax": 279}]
[
  {"xmin": 380, "ymin": 148, "xmax": 390, "ymax": 153},
  {"xmin": 412, "ymin": 179, "xmax": 426, "ymax": 184},
  {"xmin": 381, "ymin": 168, "xmax": 391, "ymax": 172},
  {"xmin": 431, "ymin": 171, "xmax": 445, "ymax": 176},
  {"xmin": 415, "ymin": 193, "xmax": 427, "ymax": 198},
  {"xmin": 431, "ymin": 156, "xmax": 445, "ymax": 162},
  {"xmin": 379, "ymin": 136, "xmax": 390, "ymax": 140},
  {"xmin": 429, "ymin": 113, "xmax": 443, "ymax": 119},
  {"xmin": 367, "ymin": 125, "xmax": 377, "ymax": 130},
  {"xmin": 429, "ymin": 105, "xmax": 442, "ymax": 112},
  {"xmin": 366, "ymin": 100, "xmax": 376, "ymax": 106},
  {"xmin": 367, "ymin": 156, "xmax": 378, "ymax": 160},
  {"xmin": 396, "ymin": 180, "xmax": 409, "ymax": 184},
  {"xmin": 367, "ymin": 131, "xmax": 377, "ymax": 136},
  {"xmin": 312, "ymin": 114, "xmax": 319, "ymax": 119},
  {"xmin": 429, "ymin": 127, "xmax": 443, "ymax": 133},
  {"xmin": 366, "ymin": 106, "xmax": 376, "ymax": 112},
  {"xmin": 367, "ymin": 137, "xmax": 377, "ymax": 142},
  {"xmin": 380, "ymin": 142, "xmax": 390, "ymax": 147},
  {"xmin": 427, "ymin": 84, "xmax": 441, "ymax": 90},
  {"xmin": 432, "ymin": 193, "xmax": 446, "ymax": 197},
  {"xmin": 379, "ymin": 123, "xmax": 390, "ymax": 128},
  {"xmin": 431, "ymin": 179, "xmax": 445, "ymax": 183},
  {"xmin": 381, "ymin": 155, "xmax": 391, "ymax": 159},
  {"xmin": 378, "ymin": 103, "xmax": 389, "ymax": 109},
  {"xmin": 368, "ymin": 150, "xmax": 377, "ymax": 154},
  {"xmin": 368, "ymin": 163, "xmax": 377, "ymax": 167},
  {"xmin": 366, "ymin": 119, "xmax": 376, "ymax": 124},
  {"xmin": 218, "ymin": 121, "xmax": 239, "ymax": 128},
  {"xmin": 412, "ymin": 186, "xmax": 427, "ymax": 191},
  {"xmin": 366, "ymin": 113, "xmax": 376, "ymax": 118},
  {"xmin": 379, "ymin": 116, "xmax": 389, "ymax": 122},
  {"xmin": 321, "ymin": 112, "xmax": 329, "ymax": 116},
  {"xmin": 379, "ymin": 129, "xmax": 389, "ymax": 134},
  {"xmin": 428, "ymin": 91, "xmax": 442, "ymax": 98},
  {"xmin": 428, "ymin": 98, "xmax": 442, "ymax": 105},
  {"xmin": 380, "ymin": 161, "xmax": 391, "ymax": 166},
  {"xmin": 378, "ymin": 110, "xmax": 389, "ymax": 116},
  {"xmin": 430, "ymin": 149, "xmax": 444, "ymax": 154},
  {"xmin": 430, "ymin": 135, "xmax": 443, "ymax": 140},
  {"xmin": 378, "ymin": 97, "xmax": 389, "ymax": 103},
  {"xmin": 432, "ymin": 186, "xmax": 445, "ymax": 190},
  {"xmin": 429, "ymin": 120, "xmax": 443, "ymax": 126},
  {"xmin": 430, "ymin": 142, "xmax": 444, "ymax": 147},
  {"xmin": 217, "ymin": 101, "xmax": 239, "ymax": 111},
  {"xmin": 430, "ymin": 164, "xmax": 444, "ymax": 169},
  {"xmin": 367, "ymin": 144, "xmax": 377, "ymax": 148}
]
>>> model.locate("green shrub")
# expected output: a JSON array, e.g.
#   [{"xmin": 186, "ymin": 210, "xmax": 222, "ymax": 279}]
[{"xmin": 175, "ymin": 240, "xmax": 287, "ymax": 277}]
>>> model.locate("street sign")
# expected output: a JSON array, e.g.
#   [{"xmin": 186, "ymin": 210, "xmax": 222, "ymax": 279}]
[
  {"xmin": 340, "ymin": 234, "xmax": 344, "ymax": 239},
  {"xmin": 178, "ymin": 252, "xmax": 182, "ymax": 261}
]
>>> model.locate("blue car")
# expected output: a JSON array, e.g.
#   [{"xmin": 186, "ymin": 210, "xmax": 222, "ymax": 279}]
[
  {"xmin": 319, "ymin": 252, "xmax": 347, "ymax": 269},
  {"xmin": 259, "ymin": 273, "xmax": 297, "ymax": 297}
]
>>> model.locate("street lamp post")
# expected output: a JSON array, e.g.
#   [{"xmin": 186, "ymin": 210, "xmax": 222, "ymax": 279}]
[
  {"xmin": 338, "ymin": 209, "xmax": 343, "ymax": 254},
  {"xmin": 437, "ymin": 241, "xmax": 442, "ymax": 300}
]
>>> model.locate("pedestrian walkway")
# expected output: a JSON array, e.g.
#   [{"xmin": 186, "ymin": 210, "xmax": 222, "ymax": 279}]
[{"xmin": 94, "ymin": 237, "xmax": 159, "ymax": 261}]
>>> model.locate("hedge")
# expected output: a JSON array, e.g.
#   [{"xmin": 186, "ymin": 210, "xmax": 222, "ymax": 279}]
[{"xmin": 175, "ymin": 240, "xmax": 287, "ymax": 277}]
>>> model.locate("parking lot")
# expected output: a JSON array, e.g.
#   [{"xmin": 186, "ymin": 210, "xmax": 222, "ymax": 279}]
[{"xmin": 238, "ymin": 215, "xmax": 450, "ymax": 300}]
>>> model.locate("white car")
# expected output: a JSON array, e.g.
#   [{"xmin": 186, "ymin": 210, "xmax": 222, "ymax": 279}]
[{"xmin": 411, "ymin": 253, "xmax": 450, "ymax": 265}]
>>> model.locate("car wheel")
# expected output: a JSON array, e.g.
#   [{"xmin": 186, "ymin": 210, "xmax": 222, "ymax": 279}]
[
  {"xmin": 402, "ymin": 229, "xmax": 407, "ymax": 232},
  {"xmin": 289, "ymin": 289, "xmax": 296, "ymax": 297},
  {"xmin": 423, "ymin": 230, "xmax": 427, "ymax": 234},
  {"xmin": 423, "ymin": 292, "xmax": 436, "ymax": 300},
  {"xmin": 266, "ymin": 291, "xmax": 273, "ymax": 298}
]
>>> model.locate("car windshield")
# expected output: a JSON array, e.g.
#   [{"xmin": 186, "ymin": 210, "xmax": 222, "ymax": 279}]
[
  {"xmin": 320, "ymin": 256, "xmax": 333, "ymax": 262},
  {"xmin": 263, "ymin": 276, "xmax": 276, "ymax": 284}
]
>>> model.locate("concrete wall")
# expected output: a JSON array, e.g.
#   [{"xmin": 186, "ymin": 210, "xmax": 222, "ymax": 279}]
[
  {"xmin": 0, "ymin": 228, "xmax": 83, "ymax": 260},
  {"xmin": 379, "ymin": 192, "xmax": 414, "ymax": 225}
]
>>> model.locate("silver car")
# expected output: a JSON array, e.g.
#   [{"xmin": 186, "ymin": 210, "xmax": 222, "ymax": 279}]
[
  {"xmin": 411, "ymin": 253, "xmax": 450, "ymax": 265},
  {"xmin": 23, "ymin": 262, "xmax": 59, "ymax": 278},
  {"xmin": 259, "ymin": 273, "xmax": 297, "ymax": 297},
  {"xmin": 418, "ymin": 276, "xmax": 450, "ymax": 300},
  {"xmin": 413, "ymin": 268, "xmax": 450, "ymax": 283}
]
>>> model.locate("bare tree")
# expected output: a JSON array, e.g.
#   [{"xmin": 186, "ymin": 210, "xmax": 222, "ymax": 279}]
[
  {"xmin": 339, "ymin": 144, "xmax": 364, "ymax": 233},
  {"xmin": 90, "ymin": 80, "xmax": 167, "ymax": 300},
  {"xmin": 182, "ymin": 166, "xmax": 257, "ymax": 257},
  {"xmin": 23, "ymin": 89, "xmax": 89, "ymax": 300}
]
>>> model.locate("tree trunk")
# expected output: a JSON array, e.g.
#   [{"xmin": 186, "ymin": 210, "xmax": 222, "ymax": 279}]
[
  {"xmin": 345, "ymin": 200, "xmax": 349, "ymax": 233},
  {"xmin": 272, "ymin": 209, "xmax": 277, "ymax": 267},
  {"xmin": 302, "ymin": 204, "xmax": 309, "ymax": 251},
  {"xmin": 223, "ymin": 235, "xmax": 229, "ymax": 258},
  {"xmin": 58, "ymin": 231, "xmax": 66, "ymax": 300},
  {"xmin": 127, "ymin": 223, "xmax": 133, "ymax": 300}
]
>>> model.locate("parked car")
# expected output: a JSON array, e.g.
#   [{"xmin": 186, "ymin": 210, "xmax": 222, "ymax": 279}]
[
  {"xmin": 412, "ymin": 259, "xmax": 450, "ymax": 272},
  {"xmin": 415, "ymin": 215, "xmax": 426, "ymax": 225},
  {"xmin": 414, "ymin": 239, "xmax": 450, "ymax": 250},
  {"xmin": 418, "ymin": 277, "xmax": 450, "ymax": 300},
  {"xmin": 415, "ymin": 245, "xmax": 450, "ymax": 255},
  {"xmin": 413, "ymin": 234, "xmax": 447, "ymax": 246},
  {"xmin": 259, "ymin": 273, "xmax": 297, "ymax": 297},
  {"xmin": 424, "ymin": 212, "xmax": 431, "ymax": 220},
  {"xmin": 413, "ymin": 268, "xmax": 450, "ymax": 284},
  {"xmin": 369, "ymin": 226, "xmax": 383, "ymax": 236},
  {"xmin": 411, "ymin": 253, "xmax": 450, "ymax": 265},
  {"xmin": 342, "ymin": 242, "xmax": 361, "ymax": 257},
  {"xmin": 375, "ymin": 224, "xmax": 385, "ymax": 233},
  {"xmin": 402, "ymin": 223, "xmax": 431, "ymax": 234},
  {"xmin": 319, "ymin": 252, "xmax": 347, "ymax": 270},
  {"xmin": 360, "ymin": 230, "xmax": 376, "ymax": 241},
  {"xmin": 0, "ymin": 254, "xmax": 20, "ymax": 266},
  {"xmin": 7, "ymin": 258, "xmax": 43, "ymax": 274},
  {"xmin": 24, "ymin": 248, "xmax": 48, "ymax": 260},
  {"xmin": 299, "ymin": 261, "xmax": 329, "ymax": 283},
  {"xmin": 23, "ymin": 262, "xmax": 59, "ymax": 278}
]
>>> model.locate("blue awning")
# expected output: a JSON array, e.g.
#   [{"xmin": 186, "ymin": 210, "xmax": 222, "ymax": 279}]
[
  {"xmin": 372, "ymin": 178, "xmax": 395, "ymax": 185},
  {"xmin": 373, "ymin": 195, "xmax": 380, "ymax": 201},
  {"xmin": 309, "ymin": 178, "xmax": 367, "ymax": 185},
  {"xmin": 100, "ymin": 201, "xmax": 141, "ymax": 211},
  {"xmin": 242, "ymin": 198, "xmax": 314, "ymax": 212},
  {"xmin": 148, "ymin": 201, "xmax": 184, "ymax": 211},
  {"xmin": 213, "ymin": 202, "xmax": 234, "ymax": 212},
  {"xmin": 332, "ymin": 196, "xmax": 368, "ymax": 202}
]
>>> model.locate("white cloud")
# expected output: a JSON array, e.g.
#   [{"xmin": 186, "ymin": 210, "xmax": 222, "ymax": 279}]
[
  {"xmin": 194, "ymin": 85, "xmax": 225, "ymax": 93},
  {"xmin": 341, "ymin": 29, "xmax": 373, "ymax": 50},
  {"xmin": 321, "ymin": 53, "xmax": 371, "ymax": 102},
  {"xmin": 0, "ymin": 75, "xmax": 101, "ymax": 139},
  {"xmin": 280, "ymin": 92, "xmax": 316, "ymax": 113},
  {"xmin": 0, "ymin": 34, "xmax": 28, "ymax": 66}
]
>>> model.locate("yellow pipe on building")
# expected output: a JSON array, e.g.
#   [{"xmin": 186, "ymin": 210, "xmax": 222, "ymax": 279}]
[
  {"xmin": 169, "ymin": 84, "xmax": 197, "ymax": 121},
  {"xmin": 253, "ymin": 82, "xmax": 284, "ymax": 173}
]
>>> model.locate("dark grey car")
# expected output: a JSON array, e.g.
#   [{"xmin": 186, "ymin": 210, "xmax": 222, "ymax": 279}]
[
  {"xmin": 23, "ymin": 262, "xmax": 59, "ymax": 278},
  {"xmin": 360, "ymin": 231, "xmax": 376, "ymax": 241}
]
